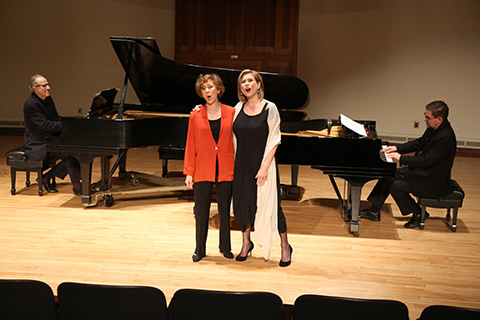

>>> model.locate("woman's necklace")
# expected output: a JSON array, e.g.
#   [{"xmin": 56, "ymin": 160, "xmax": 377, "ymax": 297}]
[{"xmin": 207, "ymin": 102, "xmax": 221, "ymax": 114}]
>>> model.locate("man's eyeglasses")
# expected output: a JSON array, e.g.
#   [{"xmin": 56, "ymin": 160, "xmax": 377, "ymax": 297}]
[
  {"xmin": 36, "ymin": 83, "xmax": 51, "ymax": 88},
  {"xmin": 424, "ymin": 113, "xmax": 436, "ymax": 120}
]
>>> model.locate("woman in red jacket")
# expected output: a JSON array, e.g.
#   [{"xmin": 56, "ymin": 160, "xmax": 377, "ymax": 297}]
[{"xmin": 184, "ymin": 74, "xmax": 235, "ymax": 262}]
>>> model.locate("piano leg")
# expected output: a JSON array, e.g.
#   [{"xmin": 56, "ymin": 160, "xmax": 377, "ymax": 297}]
[
  {"xmin": 162, "ymin": 159, "xmax": 169, "ymax": 178},
  {"xmin": 75, "ymin": 154, "xmax": 95, "ymax": 207},
  {"xmin": 73, "ymin": 150, "xmax": 119, "ymax": 207},
  {"xmin": 118, "ymin": 150, "xmax": 128, "ymax": 180},
  {"xmin": 280, "ymin": 165, "xmax": 300, "ymax": 200},
  {"xmin": 348, "ymin": 182, "xmax": 361, "ymax": 237},
  {"xmin": 290, "ymin": 164, "xmax": 299, "ymax": 194},
  {"xmin": 100, "ymin": 156, "xmax": 111, "ymax": 191}
]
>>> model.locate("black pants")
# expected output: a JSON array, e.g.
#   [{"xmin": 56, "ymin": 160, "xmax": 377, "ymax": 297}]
[
  {"xmin": 48, "ymin": 152, "xmax": 81, "ymax": 183},
  {"xmin": 194, "ymin": 181, "xmax": 233, "ymax": 257},
  {"xmin": 367, "ymin": 167, "xmax": 421, "ymax": 216}
]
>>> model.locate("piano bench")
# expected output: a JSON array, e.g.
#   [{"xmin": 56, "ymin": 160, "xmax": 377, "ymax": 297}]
[
  {"xmin": 158, "ymin": 145, "xmax": 185, "ymax": 177},
  {"xmin": 5, "ymin": 146, "xmax": 53, "ymax": 196},
  {"xmin": 418, "ymin": 180, "xmax": 465, "ymax": 232}
]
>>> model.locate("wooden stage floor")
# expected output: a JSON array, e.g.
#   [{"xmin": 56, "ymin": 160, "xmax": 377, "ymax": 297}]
[{"xmin": 1, "ymin": 135, "xmax": 479, "ymax": 319}]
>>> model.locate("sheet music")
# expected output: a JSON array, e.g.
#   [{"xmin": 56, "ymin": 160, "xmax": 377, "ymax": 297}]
[{"xmin": 340, "ymin": 114, "xmax": 368, "ymax": 137}]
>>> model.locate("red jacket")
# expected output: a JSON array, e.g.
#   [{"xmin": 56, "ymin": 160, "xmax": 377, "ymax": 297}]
[{"xmin": 183, "ymin": 103, "xmax": 235, "ymax": 182}]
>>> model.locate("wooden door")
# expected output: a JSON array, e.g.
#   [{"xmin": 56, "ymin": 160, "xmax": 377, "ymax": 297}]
[{"xmin": 175, "ymin": 0, "xmax": 299, "ymax": 75}]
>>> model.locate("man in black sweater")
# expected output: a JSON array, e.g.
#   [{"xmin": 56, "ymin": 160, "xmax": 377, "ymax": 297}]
[
  {"xmin": 359, "ymin": 100, "xmax": 457, "ymax": 228},
  {"xmin": 23, "ymin": 74, "xmax": 82, "ymax": 195}
]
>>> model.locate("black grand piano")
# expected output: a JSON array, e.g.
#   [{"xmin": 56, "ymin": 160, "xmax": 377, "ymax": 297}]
[
  {"xmin": 47, "ymin": 36, "xmax": 395, "ymax": 236},
  {"xmin": 46, "ymin": 36, "xmax": 309, "ymax": 208}
]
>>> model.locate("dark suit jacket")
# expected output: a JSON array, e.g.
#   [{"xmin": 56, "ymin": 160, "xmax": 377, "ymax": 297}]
[
  {"xmin": 23, "ymin": 93, "xmax": 63, "ymax": 160},
  {"xmin": 396, "ymin": 120, "xmax": 456, "ymax": 198}
]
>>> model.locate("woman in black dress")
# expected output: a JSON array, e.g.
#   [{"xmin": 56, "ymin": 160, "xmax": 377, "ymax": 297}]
[{"xmin": 232, "ymin": 69, "xmax": 293, "ymax": 267}]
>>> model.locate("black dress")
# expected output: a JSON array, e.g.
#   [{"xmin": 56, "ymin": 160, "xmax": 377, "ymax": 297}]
[{"xmin": 232, "ymin": 103, "xmax": 269, "ymax": 230}]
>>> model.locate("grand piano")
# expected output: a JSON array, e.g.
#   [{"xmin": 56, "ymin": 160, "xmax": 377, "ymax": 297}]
[
  {"xmin": 46, "ymin": 36, "xmax": 309, "ymax": 208},
  {"xmin": 47, "ymin": 36, "xmax": 396, "ymax": 236}
]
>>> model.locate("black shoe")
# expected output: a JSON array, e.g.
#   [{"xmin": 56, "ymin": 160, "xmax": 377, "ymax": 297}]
[
  {"xmin": 42, "ymin": 180, "xmax": 58, "ymax": 193},
  {"xmin": 404, "ymin": 212, "xmax": 430, "ymax": 229},
  {"xmin": 279, "ymin": 245, "xmax": 293, "ymax": 267},
  {"xmin": 236, "ymin": 241, "xmax": 254, "ymax": 261},
  {"xmin": 222, "ymin": 252, "xmax": 234, "ymax": 259},
  {"xmin": 72, "ymin": 182, "xmax": 82, "ymax": 195},
  {"xmin": 359, "ymin": 209, "xmax": 380, "ymax": 221},
  {"xmin": 192, "ymin": 253, "xmax": 204, "ymax": 262},
  {"xmin": 404, "ymin": 215, "xmax": 420, "ymax": 228}
]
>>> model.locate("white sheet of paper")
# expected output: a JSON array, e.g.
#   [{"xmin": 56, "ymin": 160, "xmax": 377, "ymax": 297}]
[{"xmin": 340, "ymin": 114, "xmax": 368, "ymax": 137}]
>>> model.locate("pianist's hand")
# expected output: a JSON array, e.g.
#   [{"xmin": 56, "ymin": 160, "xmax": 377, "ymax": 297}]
[
  {"xmin": 185, "ymin": 175, "xmax": 194, "ymax": 189},
  {"xmin": 381, "ymin": 145, "xmax": 397, "ymax": 153},
  {"xmin": 386, "ymin": 152, "xmax": 401, "ymax": 161}
]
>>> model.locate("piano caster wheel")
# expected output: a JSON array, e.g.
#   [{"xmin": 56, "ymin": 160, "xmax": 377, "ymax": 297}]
[
  {"xmin": 103, "ymin": 195, "xmax": 114, "ymax": 207},
  {"xmin": 131, "ymin": 177, "xmax": 140, "ymax": 186}
]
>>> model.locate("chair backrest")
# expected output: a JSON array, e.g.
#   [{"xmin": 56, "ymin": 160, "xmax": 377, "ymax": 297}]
[
  {"xmin": 0, "ymin": 279, "xmax": 58, "ymax": 320},
  {"xmin": 57, "ymin": 282, "xmax": 167, "ymax": 320},
  {"xmin": 169, "ymin": 288, "xmax": 284, "ymax": 320},
  {"xmin": 419, "ymin": 305, "xmax": 480, "ymax": 320},
  {"xmin": 293, "ymin": 294, "xmax": 409, "ymax": 320}
]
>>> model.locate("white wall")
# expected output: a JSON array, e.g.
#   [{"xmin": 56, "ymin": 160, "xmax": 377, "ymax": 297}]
[
  {"xmin": 0, "ymin": 0, "xmax": 175, "ymax": 121},
  {"xmin": 298, "ymin": 0, "xmax": 480, "ymax": 143},
  {"xmin": 1, "ymin": 0, "xmax": 479, "ymax": 144}
]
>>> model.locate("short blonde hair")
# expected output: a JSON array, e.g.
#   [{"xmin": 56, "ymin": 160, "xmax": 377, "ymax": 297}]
[
  {"xmin": 195, "ymin": 73, "xmax": 225, "ymax": 99},
  {"xmin": 237, "ymin": 69, "xmax": 265, "ymax": 103}
]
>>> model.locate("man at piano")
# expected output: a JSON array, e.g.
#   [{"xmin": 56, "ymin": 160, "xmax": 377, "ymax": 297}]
[
  {"xmin": 359, "ymin": 100, "xmax": 456, "ymax": 229},
  {"xmin": 23, "ymin": 74, "xmax": 82, "ymax": 195}
]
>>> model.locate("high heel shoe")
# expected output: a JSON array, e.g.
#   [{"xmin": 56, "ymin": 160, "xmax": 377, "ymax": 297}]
[
  {"xmin": 279, "ymin": 245, "xmax": 293, "ymax": 267},
  {"xmin": 235, "ymin": 241, "xmax": 254, "ymax": 261}
]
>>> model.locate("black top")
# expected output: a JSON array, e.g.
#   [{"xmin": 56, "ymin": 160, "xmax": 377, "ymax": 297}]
[
  {"xmin": 23, "ymin": 93, "xmax": 62, "ymax": 160},
  {"xmin": 397, "ymin": 120, "xmax": 457, "ymax": 198},
  {"xmin": 209, "ymin": 118, "xmax": 221, "ymax": 144}
]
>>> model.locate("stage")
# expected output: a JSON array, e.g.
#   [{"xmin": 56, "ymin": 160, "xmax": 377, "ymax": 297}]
[{"xmin": 1, "ymin": 135, "xmax": 479, "ymax": 319}]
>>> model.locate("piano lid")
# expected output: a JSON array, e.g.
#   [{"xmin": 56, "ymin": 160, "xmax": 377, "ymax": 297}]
[{"xmin": 110, "ymin": 36, "xmax": 309, "ymax": 110}]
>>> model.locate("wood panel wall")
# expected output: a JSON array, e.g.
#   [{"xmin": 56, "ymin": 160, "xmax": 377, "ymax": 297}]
[{"xmin": 175, "ymin": 0, "xmax": 299, "ymax": 75}]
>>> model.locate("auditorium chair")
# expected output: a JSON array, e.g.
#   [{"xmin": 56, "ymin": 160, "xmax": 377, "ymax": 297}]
[
  {"xmin": 293, "ymin": 294, "xmax": 409, "ymax": 320},
  {"xmin": 0, "ymin": 279, "xmax": 58, "ymax": 320},
  {"xmin": 168, "ymin": 288, "xmax": 284, "ymax": 320},
  {"xmin": 57, "ymin": 282, "xmax": 168, "ymax": 320},
  {"xmin": 418, "ymin": 179, "xmax": 465, "ymax": 232},
  {"xmin": 419, "ymin": 304, "xmax": 480, "ymax": 320}
]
